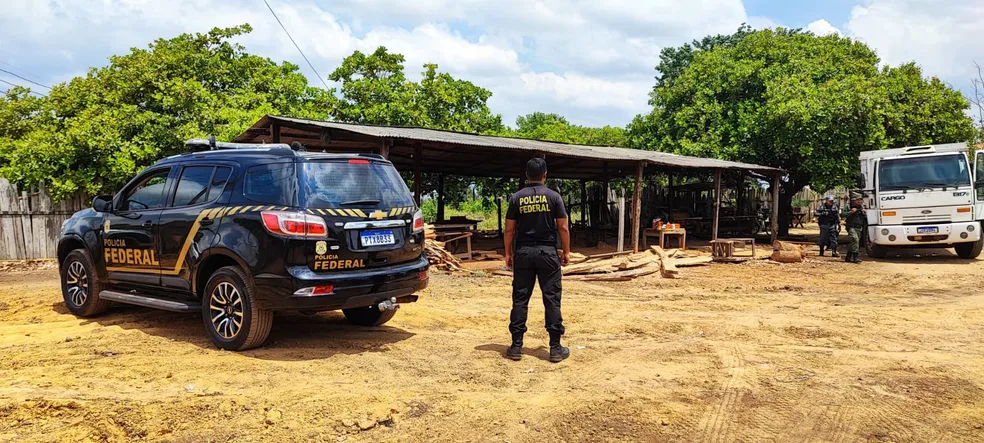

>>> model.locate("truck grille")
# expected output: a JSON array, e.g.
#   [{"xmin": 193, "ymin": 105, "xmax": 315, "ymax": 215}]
[{"xmin": 901, "ymin": 214, "xmax": 952, "ymax": 224}]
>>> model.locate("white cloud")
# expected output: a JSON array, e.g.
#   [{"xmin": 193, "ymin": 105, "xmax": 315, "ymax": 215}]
[
  {"xmin": 519, "ymin": 72, "xmax": 650, "ymax": 110},
  {"xmin": 806, "ymin": 19, "xmax": 841, "ymax": 36},
  {"xmin": 847, "ymin": 0, "xmax": 984, "ymax": 83}
]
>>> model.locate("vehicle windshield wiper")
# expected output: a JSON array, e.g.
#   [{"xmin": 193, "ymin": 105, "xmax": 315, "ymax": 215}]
[
  {"xmin": 340, "ymin": 199, "xmax": 381, "ymax": 206},
  {"xmin": 881, "ymin": 185, "xmax": 915, "ymax": 191}
]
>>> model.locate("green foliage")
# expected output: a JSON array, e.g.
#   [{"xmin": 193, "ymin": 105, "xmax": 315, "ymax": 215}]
[
  {"xmin": 0, "ymin": 24, "xmax": 332, "ymax": 200},
  {"xmin": 628, "ymin": 26, "xmax": 975, "ymax": 234},
  {"xmin": 503, "ymin": 112, "xmax": 627, "ymax": 147}
]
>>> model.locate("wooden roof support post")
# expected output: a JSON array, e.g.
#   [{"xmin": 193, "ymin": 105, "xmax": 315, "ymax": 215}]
[
  {"xmin": 631, "ymin": 162, "xmax": 644, "ymax": 252},
  {"xmin": 771, "ymin": 172, "xmax": 781, "ymax": 245},
  {"xmin": 413, "ymin": 143, "xmax": 423, "ymax": 206},
  {"xmin": 379, "ymin": 138, "xmax": 391, "ymax": 159},
  {"xmin": 271, "ymin": 122, "xmax": 281, "ymax": 143},
  {"xmin": 713, "ymin": 169, "xmax": 722, "ymax": 240},
  {"xmin": 436, "ymin": 173, "xmax": 446, "ymax": 222}
]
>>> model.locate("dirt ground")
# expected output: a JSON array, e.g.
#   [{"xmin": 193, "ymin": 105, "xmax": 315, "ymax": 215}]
[{"xmin": 2, "ymin": 242, "xmax": 984, "ymax": 442}]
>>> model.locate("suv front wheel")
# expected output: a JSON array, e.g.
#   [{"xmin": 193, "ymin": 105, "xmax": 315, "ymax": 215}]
[
  {"xmin": 202, "ymin": 266, "xmax": 273, "ymax": 350},
  {"xmin": 61, "ymin": 249, "xmax": 112, "ymax": 317}
]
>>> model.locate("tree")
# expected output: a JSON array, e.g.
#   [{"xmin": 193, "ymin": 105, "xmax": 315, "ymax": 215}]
[
  {"xmin": 628, "ymin": 27, "xmax": 975, "ymax": 236},
  {"xmin": 507, "ymin": 111, "xmax": 627, "ymax": 147},
  {"xmin": 328, "ymin": 47, "xmax": 505, "ymax": 210},
  {"xmin": 0, "ymin": 25, "xmax": 332, "ymax": 200}
]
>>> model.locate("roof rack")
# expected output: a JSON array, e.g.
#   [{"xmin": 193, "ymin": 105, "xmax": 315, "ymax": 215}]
[{"xmin": 185, "ymin": 135, "xmax": 302, "ymax": 152}]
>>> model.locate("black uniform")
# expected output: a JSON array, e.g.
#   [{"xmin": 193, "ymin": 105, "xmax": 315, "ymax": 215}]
[
  {"xmin": 506, "ymin": 182, "xmax": 567, "ymax": 338},
  {"xmin": 816, "ymin": 202, "xmax": 840, "ymax": 254}
]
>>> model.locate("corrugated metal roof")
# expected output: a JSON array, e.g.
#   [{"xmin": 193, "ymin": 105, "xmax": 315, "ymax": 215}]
[{"xmin": 245, "ymin": 116, "xmax": 783, "ymax": 174}]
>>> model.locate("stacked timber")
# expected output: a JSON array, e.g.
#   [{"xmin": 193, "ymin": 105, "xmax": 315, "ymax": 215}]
[
  {"xmin": 494, "ymin": 247, "xmax": 711, "ymax": 281},
  {"xmin": 424, "ymin": 239, "xmax": 466, "ymax": 272}
]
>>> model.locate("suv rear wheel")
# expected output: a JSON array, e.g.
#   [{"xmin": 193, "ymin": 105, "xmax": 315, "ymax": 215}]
[
  {"xmin": 202, "ymin": 266, "xmax": 273, "ymax": 350},
  {"xmin": 343, "ymin": 306, "xmax": 397, "ymax": 326},
  {"xmin": 61, "ymin": 249, "xmax": 112, "ymax": 317}
]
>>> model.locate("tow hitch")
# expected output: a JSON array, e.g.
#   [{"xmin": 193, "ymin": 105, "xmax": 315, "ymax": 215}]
[{"xmin": 377, "ymin": 297, "xmax": 400, "ymax": 312}]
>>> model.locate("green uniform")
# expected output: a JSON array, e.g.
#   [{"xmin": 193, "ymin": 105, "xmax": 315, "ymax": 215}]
[{"xmin": 845, "ymin": 194, "xmax": 866, "ymax": 257}]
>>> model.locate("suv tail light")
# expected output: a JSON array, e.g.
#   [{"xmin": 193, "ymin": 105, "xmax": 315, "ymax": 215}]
[
  {"xmin": 261, "ymin": 211, "xmax": 328, "ymax": 238},
  {"xmin": 412, "ymin": 208, "xmax": 424, "ymax": 233}
]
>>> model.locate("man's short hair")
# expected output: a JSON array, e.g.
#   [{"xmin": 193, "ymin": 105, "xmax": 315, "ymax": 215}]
[{"xmin": 526, "ymin": 157, "xmax": 547, "ymax": 180}]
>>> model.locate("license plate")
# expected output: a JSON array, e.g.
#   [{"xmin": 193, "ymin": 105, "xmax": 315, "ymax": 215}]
[
  {"xmin": 916, "ymin": 226, "xmax": 938, "ymax": 234},
  {"xmin": 360, "ymin": 229, "xmax": 395, "ymax": 247}
]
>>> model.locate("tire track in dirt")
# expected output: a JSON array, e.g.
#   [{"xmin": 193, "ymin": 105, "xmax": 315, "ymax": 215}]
[{"xmin": 696, "ymin": 342, "xmax": 747, "ymax": 443}]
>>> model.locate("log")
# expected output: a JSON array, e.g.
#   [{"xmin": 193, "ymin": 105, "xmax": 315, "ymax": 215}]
[
  {"xmin": 675, "ymin": 256, "xmax": 713, "ymax": 267},
  {"xmin": 773, "ymin": 241, "xmax": 806, "ymax": 258},
  {"xmin": 566, "ymin": 267, "xmax": 659, "ymax": 282},
  {"xmin": 771, "ymin": 250, "xmax": 804, "ymax": 263},
  {"xmin": 651, "ymin": 246, "xmax": 679, "ymax": 278}
]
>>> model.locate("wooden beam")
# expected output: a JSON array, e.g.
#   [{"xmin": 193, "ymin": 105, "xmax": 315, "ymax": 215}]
[
  {"xmin": 437, "ymin": 173, "xmax": 446, "ymax": 222},
  {"xmin": 771, "ymin": 173, "xmax": 781, "ymax": 245},
  {"xmin": 713, "ymin": 169, "xmax": 722, "ymax": 240},
  {"xmin": 618, "ymin": 189, "xmax": 625, "ymax": 252},
  {"xmin": 496, "ymin": 196, "xmax": 503, "ymax": 236},
  {"xmin": 271, "ymin": 122, "xmax": 281, "ymax": 143},
  {"xmin": 414, "ymin": 143, "xmax": 423, "ymax": 205},
  {"xmin": 379, "ymin": 138, "xmax": 391, "ymax": 159},
  {"xmin": 631, "ymin": 162, "xmax": 644, "ymax": 252},
  {"xmin": 580, "ymin": 180, "xmax": 587, "ymax": 224},
  {"xmin": 668, "ymin": 173, "xmax": 675, "ymax": 213}
]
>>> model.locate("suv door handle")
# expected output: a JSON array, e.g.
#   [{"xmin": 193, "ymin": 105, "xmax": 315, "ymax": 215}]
[
  {"xmin": 142, "ymin": 220, "xmax": 154, "ymax": 228},
  {"xmin": 199, "ymin": 218, "xmax": 214, "ymax": 226}
]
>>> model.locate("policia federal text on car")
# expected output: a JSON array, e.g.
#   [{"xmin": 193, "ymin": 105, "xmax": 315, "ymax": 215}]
[{"xmin": 503, "ymin": 158, "xmax": 571, "ymax": 363}]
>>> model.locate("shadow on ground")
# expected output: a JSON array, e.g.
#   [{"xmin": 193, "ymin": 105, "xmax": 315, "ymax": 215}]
[{"xmin": 54, "ymin": 302, "xmax": 414, "ymax": 360}]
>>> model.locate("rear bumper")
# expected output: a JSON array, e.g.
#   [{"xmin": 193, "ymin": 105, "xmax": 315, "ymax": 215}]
[
  {"xmin": 253, "ymin": 256, "xmax": 429, "ymax": 311},
  {"xmin": 869, "ymin": 222, "xmax": 980, "ymax": 246}
]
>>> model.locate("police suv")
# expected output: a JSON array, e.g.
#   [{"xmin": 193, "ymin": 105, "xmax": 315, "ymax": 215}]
[{"xmin": 58, "ymin": 138, "xmax": 428, "ymax": 350}]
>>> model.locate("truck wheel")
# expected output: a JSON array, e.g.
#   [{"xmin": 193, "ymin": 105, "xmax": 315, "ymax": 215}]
[
  {"xmin": 865, "ymin": 242, "xmax": 889, "ymax": 259},
  {"xmin": 201, "ymin": 266, "xmax": 273, "ymax": 351},
  {"xmin": 61, "ymin": 249, "xmax": 111, "ymax": 317},
  {"xmin": 954, "ymin": 237, "xmax": 984, "ymax": 259},
  {"xmin": 343, "ymin": 306, "xmax": 397, "ymax": 326}
]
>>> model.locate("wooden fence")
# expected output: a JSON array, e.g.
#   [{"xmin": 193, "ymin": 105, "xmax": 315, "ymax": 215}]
[{"xmin": 0, "ymin": 179, "xmax": 89, "ymax": 260}]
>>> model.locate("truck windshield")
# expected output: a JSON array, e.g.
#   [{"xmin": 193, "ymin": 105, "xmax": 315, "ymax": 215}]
[
  {"xmin": 878, "ymin": 154, "xmax": 970, "ymax": 191},
  {"xmin": 299, "ymin": 160, "xmax": 414, "ymax": 209}
]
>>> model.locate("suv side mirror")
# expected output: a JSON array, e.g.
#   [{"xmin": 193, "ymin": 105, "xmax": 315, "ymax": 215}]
[
  {"xmin": 856, "ymin": 173, "xmax": 865, "ymax": 189},
  {"xmin": 92, "ymin": 195, "xmax": 113, "ymax": 212}
]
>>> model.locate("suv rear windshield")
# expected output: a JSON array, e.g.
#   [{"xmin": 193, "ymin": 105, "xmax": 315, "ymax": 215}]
[{"xmin": 299, "ymin": 160, "xmax": 414, "ymax": 209}]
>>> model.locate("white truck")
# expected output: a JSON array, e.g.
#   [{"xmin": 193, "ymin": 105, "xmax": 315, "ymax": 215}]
[{"xmin": 859, "ymin": 143, "xmax": 983, "ymax": 259}]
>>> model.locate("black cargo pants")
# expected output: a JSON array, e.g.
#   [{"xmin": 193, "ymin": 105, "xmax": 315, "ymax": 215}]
[{"xmin": 510, "ymin": 245, "xmax": 565, "ymax": 337}]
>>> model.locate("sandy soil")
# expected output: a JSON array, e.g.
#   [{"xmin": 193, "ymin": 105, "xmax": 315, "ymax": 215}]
[{"xmin": 2, "ymin": 247, "xmax": 984, "ymax": 442}]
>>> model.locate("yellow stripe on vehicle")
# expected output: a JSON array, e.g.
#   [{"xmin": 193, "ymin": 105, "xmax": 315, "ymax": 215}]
[
  {"xmin": 354, "ymin": 209, "xmax": 367, "ymax": 218},
  {"xmin": 347, "ymin": 209, "xmax": 359, "ymax": 217}
]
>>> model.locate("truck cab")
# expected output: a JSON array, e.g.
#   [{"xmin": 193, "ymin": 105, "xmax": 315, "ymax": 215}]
[{"xmin": 859, "ymin": 143, "xmax": 983, "ymax": 259}]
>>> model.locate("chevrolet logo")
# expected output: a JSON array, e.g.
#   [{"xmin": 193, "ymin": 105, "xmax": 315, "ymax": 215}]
[{"xmin": 368, "ymin": 210, "xmax": 387, "ymax": 220}]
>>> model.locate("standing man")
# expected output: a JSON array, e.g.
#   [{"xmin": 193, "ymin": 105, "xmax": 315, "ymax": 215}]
[
  {"xmin": 504, "ymin": 158, "xmax": 571, "ymax": 363},
  {"xmin": 844, "ymin": 192, "xmax": 866, "ymax": 263},
  {"xmin": 815, "ymin": 195, "xmax": 840, "ymax": 257}
]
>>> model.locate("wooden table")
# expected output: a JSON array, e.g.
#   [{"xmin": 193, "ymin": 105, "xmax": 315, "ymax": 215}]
[
  {"xmin": 710, "ymin": 238, "xmax": 756, "ymax": 262},
  {"xmin": 790, "ymin": 213, "xmax": 806, "ymax": 228},
  {"xmin": 643, "ymin": 227, "xmax": 687, "ymax": 250},
  {"xmin": 433, "ymin": 221, "xmax": 480, "ymax": 260}
]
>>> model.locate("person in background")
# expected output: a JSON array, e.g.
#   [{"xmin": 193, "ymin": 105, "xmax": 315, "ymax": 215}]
[
  {"xmin": 844, "ymin": 192, "xmax": 866, "ymax": 263},
  {"xmin": 503, "ymin": 158, "xmax": 571, "ymax": 363},
  {"xmin": 815, "ymin": 195, "xmax": 840, "ymax": 257}
]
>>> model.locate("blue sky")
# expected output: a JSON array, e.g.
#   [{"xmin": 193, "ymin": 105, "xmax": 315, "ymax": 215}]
[{"xmin": 1, "ymin": 0, "xmax": 982, "ymax": 128}]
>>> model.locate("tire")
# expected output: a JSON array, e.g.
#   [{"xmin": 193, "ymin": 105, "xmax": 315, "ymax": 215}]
[
  {"xmin": 343, "ymin": 305, "xmax": 397, "ymax": 326},
  {"xmin": 865, "ymin": 241, "xmax": 889, "ymax": 259},
  {"xmin": 954, "ymin": 237, "xmax": 984, "ymax": 259},
  {"xmin": 61, "ymin": 249, "xmax": 111, "ymax": 317},
  {"xmin": 201, "ymin": 266, "xmax": 273, "ymax": 351}
]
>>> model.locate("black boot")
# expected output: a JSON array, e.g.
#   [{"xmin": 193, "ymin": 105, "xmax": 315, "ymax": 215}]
[
  {"xmin": 852, "ymin": 252, "xmax": 862, "ymax": 264},
  {"xmin": 844, "ymin": 251, "xmax": 852, "ymax": 262},
  {"xmin": 548, "ymin": 333, "xmax": 569, "ymax": 363},
  {"xmin": 506, "ymin": 334, "xmax": 523, "ymax": 361},
  {"xmin": 831, "ymin": 249, "xmax": 840, "ymax": 258},
  {"xmin": 819, "ymin": 246, "xmax": 825, "ymax": 257}
]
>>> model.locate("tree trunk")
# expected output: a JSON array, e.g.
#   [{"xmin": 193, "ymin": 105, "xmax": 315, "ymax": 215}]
[{"xmin": 777, "ymin": 177, "xmax": 807, "ymax": 238}]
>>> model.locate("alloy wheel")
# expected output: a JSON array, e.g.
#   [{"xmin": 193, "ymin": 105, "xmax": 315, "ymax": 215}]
[
  {"xmin": 65, "ymin": 261, "xmax": 88, "ymax": 307},
  {"xmin": 209, "ymin": 282, "xmax": 244, "ymax": 339}
]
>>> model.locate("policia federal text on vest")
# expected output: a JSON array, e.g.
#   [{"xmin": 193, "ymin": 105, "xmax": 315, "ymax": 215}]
[{"xmin": 503, "ymin": 158, "xmax": 571, "ymax": 363}]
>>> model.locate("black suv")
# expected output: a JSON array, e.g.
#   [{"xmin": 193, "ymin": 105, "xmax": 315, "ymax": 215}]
[{"xmin": 57, "ymin": 139, "xmax": 428, "ymax": 350}]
